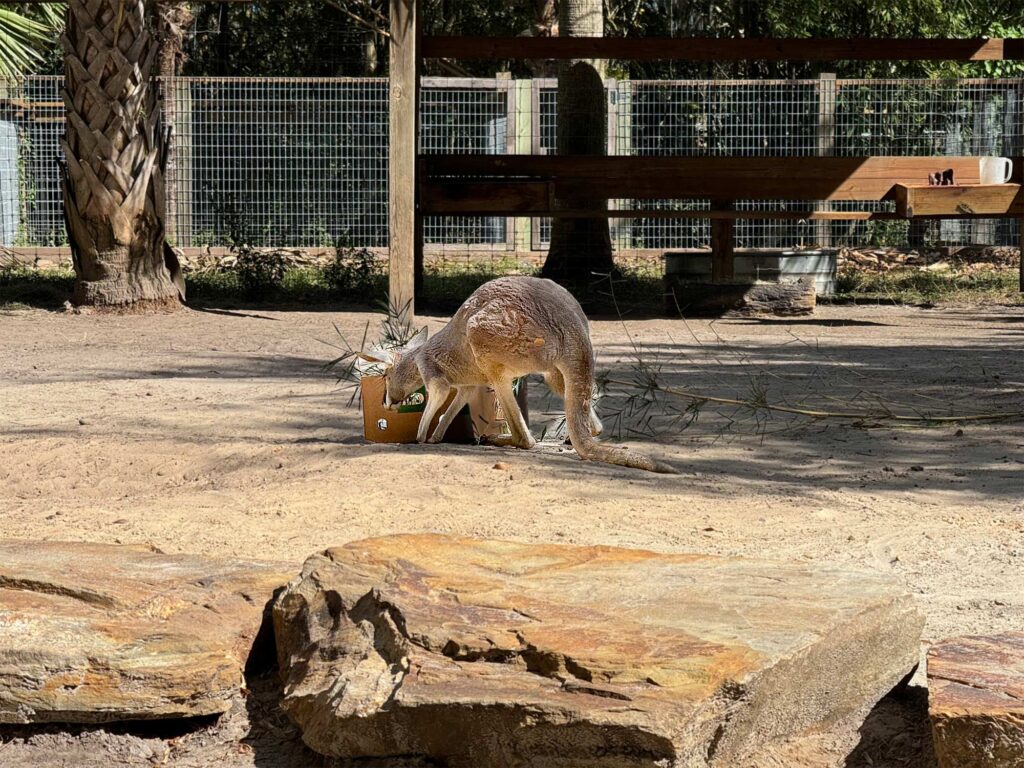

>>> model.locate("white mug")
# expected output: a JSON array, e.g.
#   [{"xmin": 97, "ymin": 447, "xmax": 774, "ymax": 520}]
[{"xmin": 979, "ymin": 156, "xmax": 1012, "ymax": 184}]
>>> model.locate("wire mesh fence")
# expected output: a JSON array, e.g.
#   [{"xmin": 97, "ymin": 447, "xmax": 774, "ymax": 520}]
[
  {"xmin": 0, "ymin": 77, "xmax": 65, "ymax": 247},
  {"xmin": 420, "ymin": 78, "xmax": 512, "ymax": 249},
  {"xmin": 175, "ymin": 78, "xmax": 389, "ymax": 249},
  {"xmin": 0, "ymin": 74, "xmax": 1020, "ymax": 252}
]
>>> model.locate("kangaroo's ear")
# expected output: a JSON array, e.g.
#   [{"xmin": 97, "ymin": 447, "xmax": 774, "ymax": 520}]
[
  {"xmin": 407, "ymin": 325, "xmax": 429, "ymax": 349},
  {"xmin": 357, "ymin": 347, "xmax": 392, "ymax": 365}
]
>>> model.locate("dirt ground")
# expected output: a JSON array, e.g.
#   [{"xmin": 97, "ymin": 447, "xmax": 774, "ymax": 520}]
[{"xmin": 1, "ymin": 302, "xmax": 1022, "ymax": 767}]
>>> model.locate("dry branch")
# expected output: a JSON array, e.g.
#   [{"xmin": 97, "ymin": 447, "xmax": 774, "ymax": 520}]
[{"xmin": 601, "ymin": 378, "xmax": 1024, "ymax": 425}]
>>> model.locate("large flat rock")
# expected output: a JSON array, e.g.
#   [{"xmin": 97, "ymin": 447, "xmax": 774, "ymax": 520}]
[
  {"xmin": 928, "ymin": 632, "xmax": 1024, "ymax": 768},
  {"xmin": 0, "ymin": 541, "xmax": 291, "ymax": 724},
  {"xmin": 273, "ymin": 535, "xmax": 923, "ymax": 767}
]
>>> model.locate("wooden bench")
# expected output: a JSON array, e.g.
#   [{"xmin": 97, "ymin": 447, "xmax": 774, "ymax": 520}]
[{"xmin": 419, "ymin": 154, "xmax": 1024, "ymax": 287}]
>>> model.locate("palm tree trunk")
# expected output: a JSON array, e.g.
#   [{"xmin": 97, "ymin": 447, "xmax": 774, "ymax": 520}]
[
  {"xmin": 60, "ymin": 0, "xmax": 182, "ymax": 308},
  {"xmin": 540, "ymin": 0, "xmax": 616, "ymax": 288}
]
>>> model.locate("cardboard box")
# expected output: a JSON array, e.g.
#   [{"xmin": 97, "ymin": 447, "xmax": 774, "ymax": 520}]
[{"xmin": 360, "ymin": 375, "xmax": 528, "ymax": 444}]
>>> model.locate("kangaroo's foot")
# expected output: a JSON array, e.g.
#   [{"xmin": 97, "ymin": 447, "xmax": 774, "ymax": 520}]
[{"xmin": 485, "ymin": 434, "xmax": 536, "ymax": 450}]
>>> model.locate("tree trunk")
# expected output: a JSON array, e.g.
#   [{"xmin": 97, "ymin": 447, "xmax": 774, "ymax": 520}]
[
  {"xmin": 156, "ymin": 1, "xmax": 193, "ymax": 251},
  {"xmin": 533, "ymin": 0, "xmax": 556, "ymax": 37},
  {"xmin": 61, "ymin": 0, "xmax": 182, "ymax": 309},
  {"xmin": 541, "ymin": 0, "xmax": 615, "ymax": 288},
  {"xmin": 524, "ymin": 0, "xmax": 557, "ymax": 76}
]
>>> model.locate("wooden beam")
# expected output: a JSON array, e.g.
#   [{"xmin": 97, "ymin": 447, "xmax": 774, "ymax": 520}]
[
  {"xmin": 389, "ymin": 0, "xmax": 418, "ymax": 327},
  {"xmin": 419, "ymin": 182, "xmax": 902, "ymax": 219},
  {"xmin": 887, "ymin": 183, "xmax": 1024, "ymax": 218},
  {"xmin": 420, "ymin": 180, "xmax": 555, "ymax": 214},
  {"xmin": 422, "ymin": 36, "xmax": 1024, "ymax": 62},
  {"xmin": 421, "ymin": 155, "xmax": 983, "ymax": 202}
]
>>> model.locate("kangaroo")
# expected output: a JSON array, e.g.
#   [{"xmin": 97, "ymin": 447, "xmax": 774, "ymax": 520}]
[{"xmin": 363, "ymin": 276, "xmax": 676, "ymax": 474}]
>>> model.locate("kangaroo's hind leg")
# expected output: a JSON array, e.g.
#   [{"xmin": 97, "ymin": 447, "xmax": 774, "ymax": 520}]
[{"xmin": 491, "ymin": 377, "xmax": 536, "ymax": 449}]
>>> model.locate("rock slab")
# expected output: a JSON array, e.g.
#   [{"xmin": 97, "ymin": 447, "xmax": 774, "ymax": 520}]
[
  {"xmin": 929, "ymin": 632, "xmax": 1024, "ymax": 768},
  {"xmin": 0, "ymin": 541, "xmax": 291, "ymax": 724},
  {"xmin": 273, "ymin": 535, "xmax": 923, "ymax": 767}
]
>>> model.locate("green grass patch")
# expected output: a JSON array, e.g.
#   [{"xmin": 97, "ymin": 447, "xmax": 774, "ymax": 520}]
[
  {"xmin": 0, "ymin": 266, "xmax": 74, "ymax": 310},
  {"xmin": 184, "ymin": 269, "xmax": 243, "ymax": 301},
  {"xmin": 423, "ymin": 257, "xmax": 534, "ymax": 311},
  {"xmin": 3, "ymin": 260, "xmax": 1018, "ymax": 313}
]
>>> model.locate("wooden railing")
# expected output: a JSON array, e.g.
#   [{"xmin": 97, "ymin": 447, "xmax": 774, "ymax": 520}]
[{"xmin": 387, "ymin": 0, "xmax": 1024, "ymax": 316}]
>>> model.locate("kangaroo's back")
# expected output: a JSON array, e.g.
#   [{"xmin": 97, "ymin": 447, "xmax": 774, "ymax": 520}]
[{"xmin": 451, "ymin": 276, "xmax": 589, "ymax": 338}]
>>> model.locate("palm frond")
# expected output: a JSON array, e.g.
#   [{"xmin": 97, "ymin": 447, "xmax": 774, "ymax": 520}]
[{"xmin": 0, "ymin": 5, "xmax": 64, "ymax": 81}]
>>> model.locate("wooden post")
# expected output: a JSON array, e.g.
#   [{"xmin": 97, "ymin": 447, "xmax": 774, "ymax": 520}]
[
  {"xmin": 710, "ymin": 200, "xmax": 735, "ymax": 282},
  {"xmin": 816, "ymin": 72, "xmax": 836, "ymax": 248},
  {"xmin": 513, "ymin": 78, "xmax": 533, "ymax": 251},
  {"xmin": 389, "ymin": 0, "xmax": 420, "ymax": 325},
  {"xmin": 499, "ymin": 72, "xmax": 516, "ymax": 253}
]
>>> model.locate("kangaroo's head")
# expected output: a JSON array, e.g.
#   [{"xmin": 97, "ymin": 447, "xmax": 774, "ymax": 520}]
[{"xmin": 359, "ymin": 327, "xmax": 428, "ymax": 409}]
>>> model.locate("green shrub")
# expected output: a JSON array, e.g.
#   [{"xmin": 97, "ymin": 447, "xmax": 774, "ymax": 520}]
[
  {"xmin": 323, "ymin": 240, "xmax": 385, "ymax": 301},
  {"xmin": 234, "ymin": 246, "xmax": 288, "ymax": 299}
]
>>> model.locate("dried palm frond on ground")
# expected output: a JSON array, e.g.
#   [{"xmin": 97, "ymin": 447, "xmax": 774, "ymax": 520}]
[{"xmin": 838, "ymin": 245, "xmax": 1020, "ymax": 275}]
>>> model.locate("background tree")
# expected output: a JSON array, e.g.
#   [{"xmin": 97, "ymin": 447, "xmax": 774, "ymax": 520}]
[
  {"xmin": 61, "ymin": 0, "xmax": 182, "ymax": 308},
  {"xmin": 609, "ymin": 0, "xmax": 1024, "ymax": 79},
  {"xmin": 184, "ymin": 0, "xmax": 533, "ymax": 77},
  {"xmin": 541, "ymin": 0, "xmax": 617, "ymax": 289},
  {"xmin": 155, "ymin": 1, "xmax": 193, "ymax": 249},
  {"xmin": 16, "ymin": 0, "xmax": 1023, "ymax": 79},
  {"xmin": 156, "ymin": 1, "xmax": 192, "ymax": 78}
]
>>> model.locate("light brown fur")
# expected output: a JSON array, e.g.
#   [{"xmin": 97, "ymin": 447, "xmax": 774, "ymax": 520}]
[{"xmin": 378, "ymin": 276, "xmax": 676, "ymax": 474}]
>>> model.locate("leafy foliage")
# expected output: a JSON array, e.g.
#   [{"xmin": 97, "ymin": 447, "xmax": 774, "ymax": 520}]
[
  {"xmin": 233, "ymin": 247, "xmax": 288, "ymax": 299},
  {"xmin": 613, "ymin": 0, "xmax": 1024, "ymax": 78},
  {"xmin": 0, "ymin": 4, "xmax": 63, "ymax": 79},
  {"xmin": 8, "ymin": 0, "xmax": 1024, "ymax": 80},
  {"xmin": 323, "ymin": 238, "xmax": 385, "ymax": 299}
]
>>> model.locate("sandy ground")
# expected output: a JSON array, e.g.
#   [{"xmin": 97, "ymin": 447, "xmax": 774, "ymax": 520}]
[{"xmin": 1, "ymin": 302, "xmax": 1022, "ymax": 766}]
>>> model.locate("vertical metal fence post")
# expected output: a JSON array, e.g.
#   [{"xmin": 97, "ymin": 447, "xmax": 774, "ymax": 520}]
[
  {"xmin": 1017, "ymin": 80, "xmax": 1024, "ymax": 292},
  {"xmin": 530, "ymin": 78, "xmax": 544, "ymax": 252},
  {"xmin": 973, "ymin": 86, "xmax": 999, "ymax": 245},
  {"xmin": 172, "ymin": 79, "xmax": 193, "ymax": 247},
  {"xmin": 606, "ymin": 79, "xmax": 624, "ymax": 249},
  {"xmin": 816, "ymin": 73, "xmax": 836, "ymax": 248}
]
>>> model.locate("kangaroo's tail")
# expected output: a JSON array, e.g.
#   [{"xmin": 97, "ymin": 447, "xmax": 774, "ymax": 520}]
[{"xmin": 563, "ymin": 365, "xmax": 678, "ymax": 475}]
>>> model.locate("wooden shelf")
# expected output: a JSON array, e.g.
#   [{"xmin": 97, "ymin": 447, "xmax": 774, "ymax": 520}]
[{"xmin": 888, "ymin": 183, "xmax": 1024, "ymax": 218}]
